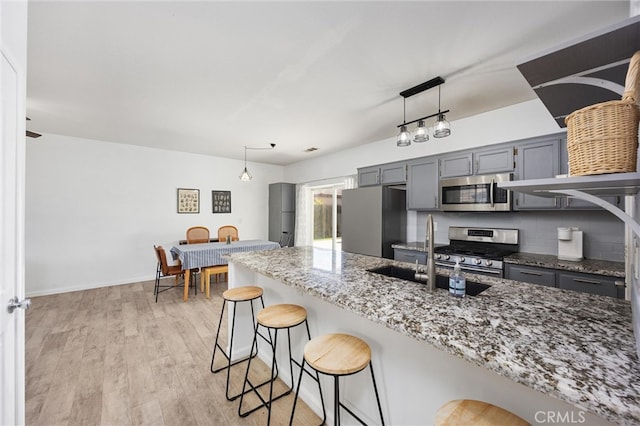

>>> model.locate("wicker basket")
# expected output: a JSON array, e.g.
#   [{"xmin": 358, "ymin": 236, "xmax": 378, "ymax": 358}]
[{"xmin": 565, "ymin": 51, "xmax": 640, "ymax": 176}]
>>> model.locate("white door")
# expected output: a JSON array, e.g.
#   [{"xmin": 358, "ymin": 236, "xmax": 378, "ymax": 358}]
[{"xmin": 0, "ymin": 43, "xmax": 27, "ymax": 426}]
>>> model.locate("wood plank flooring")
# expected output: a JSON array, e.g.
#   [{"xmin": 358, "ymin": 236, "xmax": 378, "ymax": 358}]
[{"xmin": 25, "ymin": 279, "xmax": 321, "ymax": 425}]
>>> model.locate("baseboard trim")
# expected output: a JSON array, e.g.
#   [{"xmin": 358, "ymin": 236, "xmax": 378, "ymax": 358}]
[{"xmin": 25, "ymin": 274, "xmax": 157, "ymax": 297}]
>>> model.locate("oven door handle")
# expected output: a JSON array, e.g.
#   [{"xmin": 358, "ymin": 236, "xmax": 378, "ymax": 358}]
[{"xmin": 435, "ymin": 262, "xmax": 503, "ymax": 275}]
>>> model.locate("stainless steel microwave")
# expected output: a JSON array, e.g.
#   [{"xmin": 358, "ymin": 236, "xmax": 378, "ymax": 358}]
[{"xmin": 439, "ymin": 173, "xmax": 513, "ymax": 212}]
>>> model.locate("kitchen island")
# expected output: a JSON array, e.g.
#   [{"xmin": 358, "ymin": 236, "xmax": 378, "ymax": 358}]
[{"xmin": 226, "ymin": 246, "xmax": 639, "ymax": 425}]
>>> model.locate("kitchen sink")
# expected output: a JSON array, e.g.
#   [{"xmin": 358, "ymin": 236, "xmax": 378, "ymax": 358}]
[{"xmin": 367, "ymin": 265, "xmax": 491, "ymax": 296}]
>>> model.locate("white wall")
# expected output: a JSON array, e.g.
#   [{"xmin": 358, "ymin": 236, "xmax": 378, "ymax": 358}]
[{"xmin": 25, "ymin": 133, "xmax": 283, "ymax": 296}]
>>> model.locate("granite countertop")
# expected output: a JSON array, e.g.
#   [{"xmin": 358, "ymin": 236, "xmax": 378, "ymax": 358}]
[
  {"xmin": 504, "ymin": 252, "xmax": 625, "ymax": 277},
  {"xmin": 227, "ymin": 246, "xmax": 639, "ymax": 425}
]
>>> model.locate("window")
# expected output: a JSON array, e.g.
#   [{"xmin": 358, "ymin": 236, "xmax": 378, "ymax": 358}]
[{"xmin": 311, "ymin": 185, "xmax": 342, "ymax": 251}]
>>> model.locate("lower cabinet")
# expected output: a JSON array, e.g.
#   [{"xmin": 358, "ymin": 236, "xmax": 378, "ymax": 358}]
[
  {"xmin": 394, "ymin": 248, "xmax": 427, "ymax": 265},
  {"xmin": 505, "ymin": 263, "xmax": 624, "ymax": 299}
]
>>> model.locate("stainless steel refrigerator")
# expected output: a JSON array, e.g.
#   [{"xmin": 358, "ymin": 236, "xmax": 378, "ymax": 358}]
[{"xmin": 342, "ymin": 186, "xmax": 406, "ymax": 259}]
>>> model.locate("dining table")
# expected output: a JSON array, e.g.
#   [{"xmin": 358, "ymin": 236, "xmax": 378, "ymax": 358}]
[{"xmin": 170, "ymin": 239, "xmax": 281, "ymax": 301}]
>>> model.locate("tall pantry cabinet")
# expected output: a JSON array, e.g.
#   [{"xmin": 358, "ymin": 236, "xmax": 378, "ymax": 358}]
[{"xmin": 268, "ymin": 182, "xmax": 296, "ymax": 246}]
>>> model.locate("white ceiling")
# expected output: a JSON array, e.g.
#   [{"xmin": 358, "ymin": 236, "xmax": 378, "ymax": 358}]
[{"xmin": 26, "ymin": 1, "xmax": 631, "ymax": 165}]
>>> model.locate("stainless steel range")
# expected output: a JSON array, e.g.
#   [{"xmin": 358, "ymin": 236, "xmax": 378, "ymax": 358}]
[{"xmin": 434, "ymin": 227, "xmax": 519, "ymax": 277}]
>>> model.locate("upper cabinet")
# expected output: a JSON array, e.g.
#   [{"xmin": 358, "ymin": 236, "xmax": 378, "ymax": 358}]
[
  {"xmin": 358, "ymin": 161, "xmax": 407, "ymax": 187},
  {"xmin": 474, "ymin": 146, "xmax": 516, "ymax": 175},
  {"xmin": 439, "ymin": 152, "xmax": 473, "ymax": 178},
  {"xmin": 513, "ymin": 136, "xmax": 562, "ymax": 210},
  {"xmin": 407, "ymin": 156, "xmax": 439, "ymax": 211}
]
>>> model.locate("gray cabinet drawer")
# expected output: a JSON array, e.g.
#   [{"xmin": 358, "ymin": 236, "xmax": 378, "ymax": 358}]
[
  {"xmin": 394, "ymin": 249, "xmax": 427, "ymax": 265},
  {"xmin": 505, "ymin": 264, "xmax": 556, "ymax": 287},
  {"xmin": 558, "ymin": 272, "xmax": 623, "ymax": 298}
]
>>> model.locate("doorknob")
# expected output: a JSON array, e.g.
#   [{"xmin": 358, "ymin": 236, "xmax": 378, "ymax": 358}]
[{"xmin": 7, "ymin": 297, "xmax": 31, "ymax": 314}]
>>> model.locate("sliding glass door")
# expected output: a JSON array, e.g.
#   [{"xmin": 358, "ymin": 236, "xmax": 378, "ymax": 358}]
[{"xmin": 311, "ymin": 185, "xmax": 342, "ymax": 251}]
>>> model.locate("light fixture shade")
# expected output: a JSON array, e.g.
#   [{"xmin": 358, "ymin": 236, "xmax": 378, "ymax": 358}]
[
  {"xmin": 239, "ymin": 167, "xmax": 252, "ymax": 181},
  {"xmin": 413, "ymin": 120, "xmax": 429, "ymax": 143},
  {"xmin": 396, "ymin": 125, "xmax": 412, "ymax": 147},
  {"xmin": 433, "ymin": 113, "xmax": 451, "ymax": 138}
]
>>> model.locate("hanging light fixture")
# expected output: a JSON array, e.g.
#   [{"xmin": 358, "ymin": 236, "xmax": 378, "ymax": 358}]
[
  {"xmin": 433, "ymin": 85, "xmax": 451, "ymax": 138},
  {"xmin": 395, "ymin": 76, "xmax": 451, "ymax": 146},
  {"xmin": 239, "ymin": 143, "xmax": 276, "ymax": 181},
  {"xmin": 239, "ymin": 146, "xmax": 252, "ymax": 181},
  {"xmin": 396, "ymin": 98, "xmax": 412, "ymax": 147},
  {"xmin": 413, "ymin": 120, "xmax": 429, "ymax": 143}
]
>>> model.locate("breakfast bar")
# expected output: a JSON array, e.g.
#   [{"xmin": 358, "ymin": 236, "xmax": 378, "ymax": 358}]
[{"xmin": 227, "ymin": 246, "xmax": 640, "ymax": 425}]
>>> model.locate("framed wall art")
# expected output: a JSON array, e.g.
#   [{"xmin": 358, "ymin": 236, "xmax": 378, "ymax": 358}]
[
  {"xmin": 177, "ymin": 188, "xmax": 200, "ymax": 214},
  {"xmin": 212, "ymin": 190, "xmax": 231, "ymax": 213}
]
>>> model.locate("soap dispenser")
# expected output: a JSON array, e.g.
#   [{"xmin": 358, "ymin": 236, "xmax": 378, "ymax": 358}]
[{"xmin": 449, "ymin": 260, "xmax": 466, "ymax": 298}]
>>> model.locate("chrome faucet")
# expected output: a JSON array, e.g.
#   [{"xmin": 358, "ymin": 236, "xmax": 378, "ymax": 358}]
[{"xmin": 415, "ymin": 214, "xmax": 436, "ymax": 291}]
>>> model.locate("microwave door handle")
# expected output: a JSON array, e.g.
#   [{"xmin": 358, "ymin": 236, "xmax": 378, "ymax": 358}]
[{"xmin": 490, "ymin": 178, "xmax": 495, "ymax": 208}]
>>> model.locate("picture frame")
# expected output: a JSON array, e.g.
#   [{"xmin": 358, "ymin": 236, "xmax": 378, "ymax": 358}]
[
  {"xmin": 212, "ymin": 190, "xmax": 231, "ymax": 213},
  {"xmin": 177, "ymin": 188, "xmax": 200, "ymax": 214}
]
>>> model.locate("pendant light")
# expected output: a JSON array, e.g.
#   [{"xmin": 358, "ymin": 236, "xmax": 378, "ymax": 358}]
[
  {"xmin": 396, "ymin": 98, "xmax": 412, "ymax": 147},
  {"xmin": 413, "ymin": 120, "xmax": 429, "ymax": 143},
  {"xmin": 239, "ymin": 146, "xmax": 252, "ymax": 181},
  {"xmin": 433, "ymin": 85, "xmax": 451, "ymax": 138},
  {"xmin": 238, "ymin": 143, "xmax": 276, "ymax": 181}
]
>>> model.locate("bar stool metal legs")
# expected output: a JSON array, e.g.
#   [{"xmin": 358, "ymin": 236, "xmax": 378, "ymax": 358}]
[
  {"xmin": 210, "ymin": 286, "xmax": 272, "ymax": 401},
  {"xmin": 238, "ymin": 304, "xmax": 325, "ymax": 426},
  {"xmin": 290, "ymin": 333, "xmax": 384, "ymax": 426}
]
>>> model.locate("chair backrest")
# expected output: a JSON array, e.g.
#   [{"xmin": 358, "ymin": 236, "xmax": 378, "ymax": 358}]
[
  {"xmin": 186, "ymin": 226, "xmax": 210, "ymax": 244},
  {"xmin": 279, "ymin": 231, "xmax": 292, "ymax": 247},
  {"xmin": 218, "ymin": 225, "xmax": 239, "ymax": 242},
  {"xmin": 154, "ymin": 245, "xmax": 175, "ymax": 275}
]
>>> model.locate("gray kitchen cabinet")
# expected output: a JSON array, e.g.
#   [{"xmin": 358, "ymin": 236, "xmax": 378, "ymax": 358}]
[
  {"xmin": 380, "ymin": 161, "xmax": 407, "ymax": 185},
  {"xmin": 505, "ymin": 264, "xmax": 556, "ymax": 287},
  {"xmin": 557, "ymin": 271, "xmax": 624, "ymax": 298},
  {"xmin": 440, "ymin": 152, "xmax": 473, "ymax": 178},
  {"xmin": 513, "ymin": 136, "xmax": 561, "ymax": 210},
  {"xmin": 474, "ymin": 146, "xmax": 515, "ymax": 175},
  {"xmin": 407, "ymin": 156, "xmax": 439, "ymax": 210},
  {"xmin": 269, "ymin": 182, "xmax": 295, "ymax": 246},
  {"xmin": 358, "ymin": 166, "xmax": 380, "ymax": 187},
  {"xmin": 394, "ymin": 248, "xmax": 427, "ymax": 265}
]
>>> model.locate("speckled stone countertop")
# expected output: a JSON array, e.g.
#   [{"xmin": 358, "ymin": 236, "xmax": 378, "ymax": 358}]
[
  {"xmin": 227, "ymin": 246, "xmax": 640, "ymax": 424},
  {"xmin": 504, "ymin": 252, "xmax": 625, "ymax": 278}
]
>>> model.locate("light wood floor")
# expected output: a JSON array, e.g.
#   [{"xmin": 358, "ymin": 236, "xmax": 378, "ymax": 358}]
[{"xmin": 25, "ymin": 278, "xmax": 321, "ymax": 425}]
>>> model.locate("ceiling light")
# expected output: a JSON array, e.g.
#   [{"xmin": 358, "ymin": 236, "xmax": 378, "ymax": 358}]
[
  {"xmin": 433, "ymin": 85, "xmax": 451, "ymax": 138},
  {"xmin": 396, "ymin": 76, "xmax": 451, "ymax": 146},
  {"xmin": 413, "ymin": 120, "xmax": 429, "ymax": 143},
  {"xmin": 239, "ymin": 143, "xmax": 276, "ymax": 181},
  {"xmin": 396, "ymin": 98, "xmax": 411, "ymax": 147}
]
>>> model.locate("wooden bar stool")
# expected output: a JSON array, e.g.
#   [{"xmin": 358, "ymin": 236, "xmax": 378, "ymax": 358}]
[
  {"xmin": 200, "ymin": 264, "xmax": 229, "ymax": 298},
  {"xmin": 238, "ymin": 304, "xmax": 325, "ymax": 426},
  {"xmin": 290, "ymin": 333, "xmax": 384, "ymax": 426},
  {"xmin": 210, "ymin": 286, "xmax": 271, "ymax": 401},
  {"xmin": 435, "ymin": 399, "xmax": 530, "ymax": 426}
]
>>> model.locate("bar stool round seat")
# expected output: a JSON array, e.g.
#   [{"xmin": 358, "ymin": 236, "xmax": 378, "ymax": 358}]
[
  {"xmin": 291, "ymin": 333, "xmax": 384, "ymax": 426},
  {"xmin": 435, "ymin": 399, "xmax": 530, "ymax": 426},
  {"xmin": 239, "ymin": 303, "xmax": 325, "ymax": 426},
  {"xmin": 210, "ymin": 285, "xmax": 267, "ymax": 401}
]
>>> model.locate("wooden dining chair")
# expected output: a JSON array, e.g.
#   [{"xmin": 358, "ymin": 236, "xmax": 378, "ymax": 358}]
[
  {"xmin": 186, "ymin": 226, "xmax": 210, "ymax": 244},
  {"xmin": 153, "ymin": 245, "xmax": 189, "ymax": 303},
  {"xmin": 217, "ymin": 225, "xmax": 239, "ymax": 242}
]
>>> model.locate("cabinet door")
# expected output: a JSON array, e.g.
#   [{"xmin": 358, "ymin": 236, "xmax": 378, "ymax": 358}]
[
  {"xmin": 505, "ymin": 264, "xmax": 556, "ymax": 287},
  {"xmin": 558, "ymin": 271, "xmax": 622, "ymax": 298},
  {"xmin": 407, "ymin": 157, "xmax": 439, "ymax": 210},
  {"xmin": 440, "ymin": 152, "xmax": 473, "ymax": 178},
  {"xmin": 358, "ymin": 166, "xmax": 380, "ymax": 187},
  {"xmin": 380, "ymin": 162, "xmax": 407, "ymax": 185},
  {"xmin": 394, "ymin": 249, "xmax": 427, "ymax": 265},
  {"xmin": 475, "ymin": 146, "xmax": 515, "ymax": 175},
  {"xmin": 514, "ymin": 137, "xmax": 561, "ymax": 210}
]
